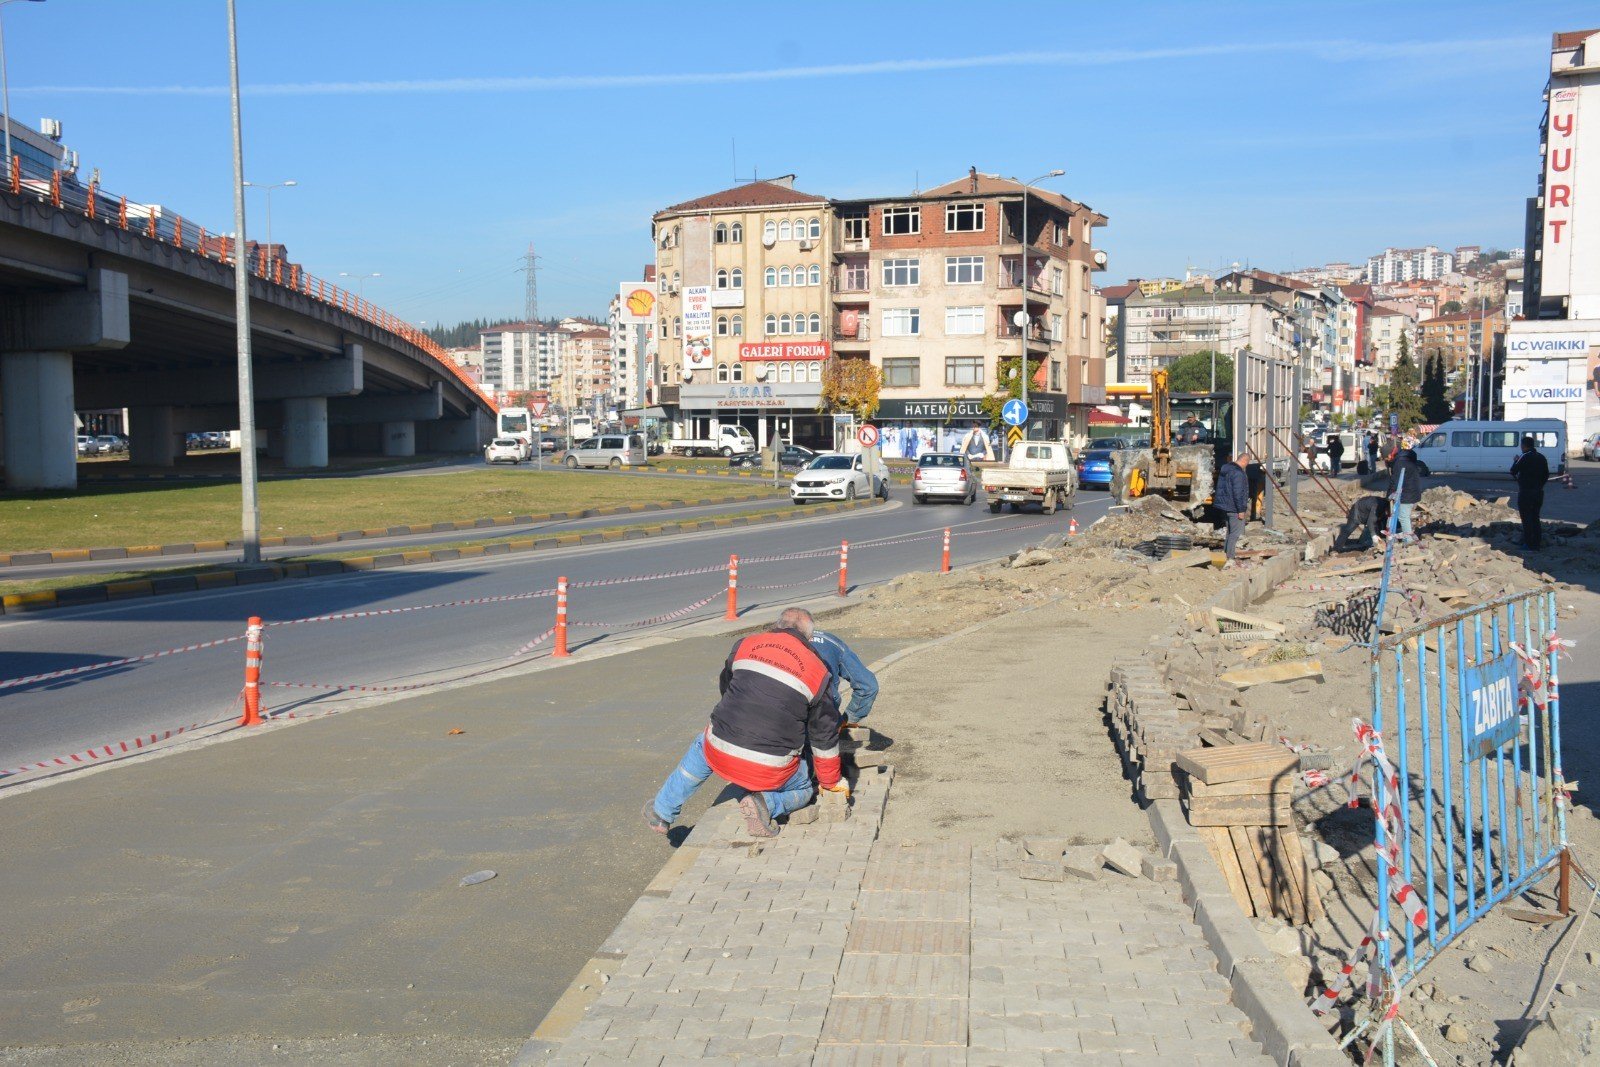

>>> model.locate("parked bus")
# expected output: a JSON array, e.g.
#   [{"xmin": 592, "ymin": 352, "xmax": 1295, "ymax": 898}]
[{"xmin": 497, "ymin": 407, "xmax": 534, "ymax": 458}]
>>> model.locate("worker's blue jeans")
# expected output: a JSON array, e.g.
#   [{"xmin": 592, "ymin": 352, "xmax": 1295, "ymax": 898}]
[
  {"xmin": 650, "ymin": 733, "xmax": 814, "ymax": 824},
  {"xmin": 1395, "ymin": 502, "xmax": 1416, "ymax": 536}
]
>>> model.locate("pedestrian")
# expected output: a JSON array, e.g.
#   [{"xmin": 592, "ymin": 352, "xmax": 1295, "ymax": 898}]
[
  {"xmin": 1388, "ymin": 435, "xmax": 1424, "ymax": 541},
  {"xmin": 1365, "ymin": 432, "xmax": 1379, "ymax": 473},
  {"xmin": 809, "ymin": 628, "xmax": 879, "ymax": 730},
  {"xmin": 1510, "ymin": 435, "xmax": 1550, "ymax": 550},
  {"xmin": 644, "ymin": 607, "xmax": 847, "ymax": 839},
  {"xmin": 1326, "ymin": 432, "xmax": 1345, "ymax": 476},
  {"xmin": 1332, "ymin": 495, "xmax": 1391, "ymax": 552},
  {"xmin": 1215, "ymin": 448, "xmax": 1251, "ymax": 566}
]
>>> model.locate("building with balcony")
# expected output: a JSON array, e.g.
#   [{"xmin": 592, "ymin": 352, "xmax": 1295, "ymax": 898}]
[
  {"xmin": 1366, "ymin": 246, "xmax": 1456, "ymax": 285},
  {"xmin": 1417, "ymin": 308, "xmax": 1505, "ymax": 373},
  {"xmin": 1118, "ymin": 287, "xmax": 1291, "ymax": 386},
  {"xmin": 1368, "ymin": 305, "xmax": 1418, "ymax": 373}
]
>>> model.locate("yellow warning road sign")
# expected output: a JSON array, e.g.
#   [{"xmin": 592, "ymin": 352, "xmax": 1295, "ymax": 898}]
[{"xmin": 1007, "ymin": 426, "xmax": 1024, "ymax": 448}]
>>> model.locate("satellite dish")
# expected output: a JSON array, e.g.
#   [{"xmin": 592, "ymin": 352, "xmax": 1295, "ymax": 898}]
[
  {"xmin": 1011, "ymin": 310, "xmax": 1028, "ymax": 328},
  {"xmin": 762, "ymin": 236, "xmax": 776, "ymax": 249},
  {"xmin": 1093, "ymin": 249, "xmax": 1108, "ymax": 268},
  {"xmin": 756, "ymin": 364, "xmax": 770, "ymax": 381},
  {"xmin": 683, "ymin": 369, "xmax": 694, "ymax": 383}
]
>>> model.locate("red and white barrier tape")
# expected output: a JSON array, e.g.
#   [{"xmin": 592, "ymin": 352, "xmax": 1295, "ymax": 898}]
[
  {"xmin": 0, "ymin": 717, "xmax": 223, "ymax": 779},
  {"xmin": 571, "ymin": 563, "xmax": 727, "ymax": 589},
  {"xmin": 0, "ymin": 633, "xmax": 247, "ymax": 692},
  {"xmin": 267, "ymin": 628, "xmax": 559, "ymax": 697},
  {"xmin": 746, "ymin": 568, "xmax": 837, "ymax": 592},
  {"xmin": 267, "ymin": 587, "xmax": 556, "ymax": 628},
  {"xmin": 571, "ymin": 592, "xmax": 721, "ymax": 631}
]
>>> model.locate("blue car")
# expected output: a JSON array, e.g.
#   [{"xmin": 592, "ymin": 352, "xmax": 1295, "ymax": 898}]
[{"xmin": 1075, "ymin": 437, "xmax": 1129, "ymax": 489}]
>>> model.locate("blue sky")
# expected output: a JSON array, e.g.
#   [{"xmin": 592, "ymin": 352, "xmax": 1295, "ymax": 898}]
[{"xmin": 7, "ymin": 1, "xmax": 1591, "ymax": 327}]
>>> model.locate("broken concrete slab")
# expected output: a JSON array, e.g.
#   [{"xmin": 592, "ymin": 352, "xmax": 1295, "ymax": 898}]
[
  {"xmin": 1219, "ymin": 659, "xmax": 1324, "ymax": 689},
  {"xmin": 1101, "ymin": 837, "xmax": 1143, "ymax": 878}
]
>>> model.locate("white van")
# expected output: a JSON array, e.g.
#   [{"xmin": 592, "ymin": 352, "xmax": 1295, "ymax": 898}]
[
  {"xmin": 563, "ymin": 433, "xmax": 647, "ymax": 469},
  {"xmin": 1413, "ymin": 419, "xmax": 1566, "ymax": 476}
]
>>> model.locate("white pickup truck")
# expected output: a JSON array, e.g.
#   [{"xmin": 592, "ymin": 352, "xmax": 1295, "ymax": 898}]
[
  {"xmin": 665, "ymin": 425, "xmax": 758, "ymax": 458},
  {"xmin": 980, "ymin": 440, "xmax": 1077, "ymax": 514}
]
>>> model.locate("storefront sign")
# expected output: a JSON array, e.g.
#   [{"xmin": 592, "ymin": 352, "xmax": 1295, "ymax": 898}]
[
  {"xmin": 1541, "ymin": 88, "xmax": 1579, "ymax": 299},
  {"xmin": 876, "ymin": 398, "xmax": 987, "ymax": 420},
  {"xmin": 680, "ymin": 381, "xmax": 823, "ymax": 411},
  {"xmin": 1505, "ymin": 334, "xmax": 1589, "ymax": 359},
  {"xmin": 738, "ymin": 341, "xmax": 831, "ymax": 361}
]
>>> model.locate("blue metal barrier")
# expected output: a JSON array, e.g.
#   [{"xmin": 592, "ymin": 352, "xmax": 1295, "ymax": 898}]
[{"xmin": 1370, "ymin": 588, "xmax": 1568, "ymax": 998}]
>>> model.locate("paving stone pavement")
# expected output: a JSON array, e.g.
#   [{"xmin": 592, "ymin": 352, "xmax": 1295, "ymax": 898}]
[{"xmin": 543, "ymin": 766, "xmax": 1276, "ymax": 1065}]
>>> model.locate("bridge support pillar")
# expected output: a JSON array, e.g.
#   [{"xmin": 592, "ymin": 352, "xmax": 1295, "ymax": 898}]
[
  {"xmin": 2, "ymin": 351, "xmax": 77, "ymax": 490},
  {"xmin": 382, "ymin": 420, "xmax": 416, "ymax": 457},
  {"xmin": 282, "ymin": 396, "xmax": 329, "ymax": 469},
  {"xmin": 128, "ymin": 406, "xmax": 178, "ymax": 467}
]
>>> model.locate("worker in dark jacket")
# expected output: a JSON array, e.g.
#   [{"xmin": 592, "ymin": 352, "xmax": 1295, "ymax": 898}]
[
  {"xmin": 1333, "ymin": 495, "xmax": 1391, "ymax": 552},
  {"xmin": 1510, "ymin": 436, "xmax": 1550, "ymax": 550},
  {"xmin": 645, "ymin": 607, "xmax": 846, "ymax": 839},
  {"xmin": 1214, "ymin": 449, "xmax": 1252, "ymax": 564},
  {"xmin": 1387, "ymin": 436, "xmax": 1424, "ymax": 541}
]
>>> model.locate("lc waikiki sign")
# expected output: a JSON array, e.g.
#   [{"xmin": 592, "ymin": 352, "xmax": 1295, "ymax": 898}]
[{"xmin": 1542, "ymin": 88, "xmax": 1579, "ymax": 298}]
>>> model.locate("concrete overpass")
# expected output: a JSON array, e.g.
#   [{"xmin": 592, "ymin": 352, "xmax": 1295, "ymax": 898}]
[{"xmin": 0, "ymin": 172, "xmax": 495, "ymax": 489}]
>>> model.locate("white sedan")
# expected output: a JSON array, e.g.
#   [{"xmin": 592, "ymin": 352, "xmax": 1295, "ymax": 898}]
[
  {"xmin": 790, "ymin": 453, "xmax": 872, "ymax": 504},
  {"xmin": 484, "ymin": 437, "xmax": 524, "ymax": 464}
]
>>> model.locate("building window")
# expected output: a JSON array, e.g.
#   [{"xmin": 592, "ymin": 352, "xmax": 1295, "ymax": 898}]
[
  {"xmin": 882, "ymin": 205, "xmax": 920, "ymax": 235},
  {"xmin": 882, "ymin": 308, "xmax": 921, "ymax": 337},
  {"xmin": 945, "ymin": 201, "xmax": 984, "ymax": 233},
  {"xmin": 1051, "ymin": 314, "xmax": 1062, "ymax": 342},
  {"xmin": 808, "ymin": 313, "xmax": 821, "ymax": 334},
  {"xmin": 1081, "ymin": 265, "xmax": 1089, "ymax": 290},
  {"xmin": 1080, "ymin": 313, "xmax": 1089, "ymax": 338},
  {"xmin": 730, "ymin": 361, "xmax": 743, "ymax": 382},
  {"xmin": 945, "ymin": 255, "xmax": 984, "ymax": 285},
  {"xmin": 808, "ymin": 264, "xmax": 821, "ymax": 286},
  {"xmin": 714, "ymin": 223, "xmax": 728, "ymax": 244},
  {"xmin": 716, "ymin": 362, "xmax": 730, "ymax": 382},
  {"xmin": 659, "ymin": 275, "xmax": 668, "ymax": 293},
  {"xmin": 715, "ymin": 268, "xmax": 729, "ymax": 290},
  {"xmin": 731, "ymin": 314, "xmax": 743, "ymax": 337},
  {"xmin": 883, "ymin": 357, "xmax": 920, "ymax": 387},
  {"xmin": 731, "ymin": 268, "xmax": 743, "ymax": 289},
  {"xmin": 672, "ymin": 271, "xmax": 680, "ymax": 289},
  {"xmin": 716, "ymin": 315, "xmax": 729, "ymax": 336},
  {"xmin": 1051, "ymin": 266, "xmax": 1063, "ymax": 295},
  {"xmin": 779, "ymin": 314, "xmax": 792, "ymax": 335},
  {"xmin": 945, "ymin": 356, "xmax": 983, "ymax": 386},
  {"xmin": 673, "ymin": 316, "xmax": 681, "ymax": 337},
  {"xmin": 842, "ymin": 212, "xmax": 869, "ymax": 241},
  {"xmin": 779, "ymin": 266, "xmax": 792, "ymax": 287},
  {"xmin": 945, "ymin": 306, "xmax": 984, "ymax": 335},
  {"xmin": 1050, "ymin": 361, "xmax": 1061, "ymax": 391},
  {"xmin": 1054, "ymin": 223, "xmax": 1065, "ymax": 245},
  {"xmin": 883, "ymin": 258, "xmax": 920, "ymax": 287},
  {"xmin": 779, "ymin": 362, "xmax": 793, "ymax": 383},
  {"xmin": 763, "ymin": 220, "xmax": 777, "ymax": 243},
  {"xmin": 808, "ymin": 217, "xmax": 821, "ymax": 240},
  {"xmin": 779, "ymin": 219, "xmax": 793, "ymax": 241},
  {"xmin": 765, "ymin": 314, "xmax": 777, "ymax": 334},
  {"xmin": 730, "ymin": 222, "xmax": 743, "ymax": 243},
  {"xmin": 842, "ymin": 261, "xmax": 869, "ymax": 291},
  {"xmin": 764, "ymin": 267, "xmax": 777, "ymax": 287}
]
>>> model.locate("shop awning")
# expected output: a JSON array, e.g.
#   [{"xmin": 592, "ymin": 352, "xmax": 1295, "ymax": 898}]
[{"xmin": 1088, "ymin": 408, "xmax": 1132, "ymax": 425}]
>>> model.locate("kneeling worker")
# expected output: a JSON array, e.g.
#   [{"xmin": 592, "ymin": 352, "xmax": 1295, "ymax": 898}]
[
  {"xmin": 1333, "ymin": 495, "xmax": 1392, "ymax": 552},
  {"xmin": 810, "ymin": 628, "xmax": 879, "ymax": 729},
  {"xmin": 644, "ymin": 607, "xmax": 848, "ymax": 839}
]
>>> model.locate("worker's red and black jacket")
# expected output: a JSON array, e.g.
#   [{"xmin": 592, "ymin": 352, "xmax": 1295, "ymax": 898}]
[{"xmin": 704, "ymin": 627, "xmax": 843, "ymax": 792}]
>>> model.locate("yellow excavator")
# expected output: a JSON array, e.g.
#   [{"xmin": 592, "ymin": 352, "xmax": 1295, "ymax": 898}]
[{"xmin": 1111, "ymin": 368, "xmax": 1218, "ymax": 515}]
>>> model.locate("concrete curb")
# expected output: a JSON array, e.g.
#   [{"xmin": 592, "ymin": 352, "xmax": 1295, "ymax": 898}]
[
  {"xmin": 0, "ymin": 493, "xmax": 778, "ymax": 568},
  {"xmin": 0, "ymin": 497, "xmax": 884, "ymax": 616}
]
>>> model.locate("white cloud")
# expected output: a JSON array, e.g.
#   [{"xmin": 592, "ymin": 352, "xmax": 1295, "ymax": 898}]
[{"xmin": 22, "ymin": 36, "xmax": 1544, "ymax": 96}]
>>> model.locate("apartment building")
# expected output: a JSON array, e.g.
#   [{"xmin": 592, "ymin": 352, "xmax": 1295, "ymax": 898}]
[
  {"xmin": 650, "ymin": 169, "xmax": 1110, "ymax": 448},
  {"xmin": 1509, "ymin": 28, "xmax": 1599, "ymax": 445},
  {"xmin": 1368, "ymin": 305, "xmax": 1418, "ymax": 372},
  {"xmin": 1366, "ymin": 246, "xmax": 1456, "ymax": 284},
  {"xmin": 1118, "ymin": 287, "xmax": 1293, "ymax": 385},
  {"xmin": 1417, "ymin": 307, "xmax": 1505, "ymax": 372},
  {"xmin": 565, "ymin": 328, "xmax": 613, "ymax": 410},
  {"xmin": 652, "ymin": 177, "xmax": 834, "ymax": 447},
  {"xmin": 478, "ymin": 322, "xmax": 570, "ymax": 403}
]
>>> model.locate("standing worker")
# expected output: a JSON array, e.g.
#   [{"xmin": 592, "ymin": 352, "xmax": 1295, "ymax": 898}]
[
  {"xmin": 1215, "ymin": 449, "xmax": 1252, "ymax": 567},
  {"xmin": 809, "ymin": 628, "xmax": 879, "ymax": 730},
  {"xmin": 1387, "ymin": 435, "xmax": 1424, "ymax": 542},
  {"xmin": 643, "ymin": 608, "xmax": 846, "ymax": 839},
  {"xmin": 1326, "ymin": 432, "xmax": 1345, "ymax": 477},
  {"xmin": 1510, "ymin": 435, "xmax": 1550, "ymax": 550}
]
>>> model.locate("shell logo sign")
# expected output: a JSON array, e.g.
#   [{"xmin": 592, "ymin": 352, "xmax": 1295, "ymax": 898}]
[{"xmin": 620, "ymin": 285, "xmax": 656, "ymax": 323}]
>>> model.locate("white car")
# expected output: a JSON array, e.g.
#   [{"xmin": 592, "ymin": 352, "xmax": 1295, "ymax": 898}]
[
  {"xmin": 790, "ymin": 453, "xmax": 872, "ymax": 504},
  {"xmin": 1583, "ymin": 432, "xmax": 1600, "ymax": 461},
  {"xmin": 484, "ymin": 437, "xmax": 524, "ymax": 464}
]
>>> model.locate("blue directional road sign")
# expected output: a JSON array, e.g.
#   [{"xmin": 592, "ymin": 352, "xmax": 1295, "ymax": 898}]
[{"xmin": 1001, "ymin": 399, "xmax": 1029, "ymax": 427}]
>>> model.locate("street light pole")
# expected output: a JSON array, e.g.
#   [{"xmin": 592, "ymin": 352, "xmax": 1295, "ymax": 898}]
[
  {"xmin": 1016, "ymin": 169, "xmax": 1063, "ymax": 439},
  {"xmin": 0, "ymin": 0, "xmax": 45, "ymax": 171},
  {"xmin": 340, "ymin": 271, "xmax": 380, "ymax": 297},
  {"xmin": 242, "ymin": 178, "xmax": 295, "ymax": 273},
  {"xmin": 226, "ymin": 0, "xmax": 261, "ymax": 565}
]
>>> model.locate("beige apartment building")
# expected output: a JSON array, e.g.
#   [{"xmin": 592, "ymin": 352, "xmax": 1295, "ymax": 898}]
[{"xmin": 650, "ymin": 170, "xmax": 1109, "ymax": 449}]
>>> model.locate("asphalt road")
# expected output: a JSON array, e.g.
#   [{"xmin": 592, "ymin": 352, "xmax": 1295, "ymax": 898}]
[{"xmin": 0, "ymin": 488, "xmax": 1114, "ymax": 774}]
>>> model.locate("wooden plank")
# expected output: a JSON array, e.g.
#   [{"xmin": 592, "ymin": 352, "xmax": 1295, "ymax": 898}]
[
  {"xmin": 1186, "ymin": 774, "xmax": 1295, "ymax": 798},
  {"xmin": 1184, "ymin": 795, "xmax": 1292, "ymax": 827},
  {"xmin": 1211, "ymin": 608, "xmax": 1287, "ymax": 634},
  {"xmin": 1219, "ymin": 659, "xmax": 1324, "ymax": 689},
  {"xmin": 1176, "ymin": 741, "xmax": 1301, "ymax": 785},
  {"xmin": 1280, "ymin": 828, "xmax": 1323, "ymax": 924},
  {"xmin": 1197, "ymin": 826, "xmax": 1255, "ymax": 917},
  {"xmin": 1315, "ymin": 560, "xmax": 1385, "ymax": 577},
  {"xmin": 1229, "ymin": 825, "xmax": 1274, "ymax": 918}
]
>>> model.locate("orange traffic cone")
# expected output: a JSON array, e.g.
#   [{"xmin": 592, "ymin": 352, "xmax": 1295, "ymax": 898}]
[{"xmin": 1068, "ymin": 518, "xmax": 1079, "ymax": 536}]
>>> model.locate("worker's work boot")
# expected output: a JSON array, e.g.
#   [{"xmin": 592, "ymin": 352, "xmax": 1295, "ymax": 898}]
[
  {"xmin": 738, "ymin": 793, "xmax": 780, "ymax": 838},
  {"xmin": 642, "ymin": 802, "xmax": 670, "ymax": 836}
]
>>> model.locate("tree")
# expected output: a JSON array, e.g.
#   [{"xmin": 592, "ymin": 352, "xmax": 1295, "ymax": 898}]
[
  {"xmin": 1375, "ymin": 334, "xmax": 1425, "ymax": 429},
  {"xmin": 820, "ymin": 357, "xmax": 882, "ymax": 421},
  {"xmin": 1439, "ymin": 300, "xmax": 1464, "ymax": 315},
  {"xmin": 1165, "ymin": 350, "xmax": 1234, "ymax": 393},
  {"xmin": 1420, "ymin": 354, "xmax": 1452, "ymax": 423},
  {"xmin": 979, "ymin": 354, "xmax": 1038, "ymax": 429}
]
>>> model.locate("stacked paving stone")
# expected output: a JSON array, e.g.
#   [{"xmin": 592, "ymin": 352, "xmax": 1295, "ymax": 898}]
[{"xmin": 1108, "ymin": 661, "xmax": 1204, "ymax": 803}]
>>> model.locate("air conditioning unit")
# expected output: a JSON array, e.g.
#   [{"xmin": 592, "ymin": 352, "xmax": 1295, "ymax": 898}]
[
  {"xmin": 667, "ymin": 284, "xmax": 680, "ymax": 295},
  {"xmin": 798, "ymin": 239, "xmax": 815, "ymax": 252}
]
